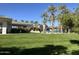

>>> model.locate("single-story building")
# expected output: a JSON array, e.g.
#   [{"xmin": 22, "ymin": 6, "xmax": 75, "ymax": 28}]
[
  {"xmin": 0, "ymin": 16, "xmax": 63, "ymax": 34},
  {"xmin": 0, "ymin": 16, "xmax": 33, "ymax": 34},
  {"xmin": 0, "ymin": 16, "xmax": 12, "ymax": 34}
]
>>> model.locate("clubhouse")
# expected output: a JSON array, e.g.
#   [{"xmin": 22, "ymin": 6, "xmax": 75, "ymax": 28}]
[{"xmin": 0, "ymin": 16, "xmax": 34, "ymax": 34}]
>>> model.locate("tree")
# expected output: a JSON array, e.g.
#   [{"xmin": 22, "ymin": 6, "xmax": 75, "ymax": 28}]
[
  {"xmin": 30, "ymin": 21, "xmax": 33, "ymax": 23},
  {"xmin": 74, "ymin": 6, "xmax": 79, "ymax": 27},
  {"xmin": 34, "ymin": 21, "xmax": 38, "ymax": 24},
  {"xmin": 14, "ymin": 20, "xmax": 17, "ymax": 22},
  {"xmin": 21, "ymin": 20, "xmax": 24, "ymax": 22},
  {"xmin": 48, "ymin": 5, "xmax": 56, "ymax": 31},
  {"xmin": 25, "ymin": 21, "xmax": 29, "ymax": 23},
  {"xmin": 71, "ymin": 6, "xmax": 79, "ymax": 33},
  {"xmin": 75, "ymin": 6, "xmax": 79, "ymax": 15},
  {"xmin": 58, "ymin": 4, "xmax": 74, "ymax": 33},
  {"xmin": 58, "ymin": 5, "xmax": 66, "ymax": 33},
  {"xmin": 42, "ymin": 12, "xmax": 48, "ymax": 33},
  {"xmin": 57, "ymin": 14, "xmax": 63, "ymax": 33}
]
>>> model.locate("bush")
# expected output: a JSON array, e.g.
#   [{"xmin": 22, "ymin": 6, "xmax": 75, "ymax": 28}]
[
  {"xmin": 10, "ymin": 28, "xmax": 31, "ymax": 33},
  {"xmin": 72, "ymin": 27, "xmax": 79, "ymax": 33}
]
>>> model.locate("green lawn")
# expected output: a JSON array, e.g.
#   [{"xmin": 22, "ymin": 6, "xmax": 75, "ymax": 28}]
[{"xmin": 0, "ymin": 33, "xmax": 79, "ymax": 55}]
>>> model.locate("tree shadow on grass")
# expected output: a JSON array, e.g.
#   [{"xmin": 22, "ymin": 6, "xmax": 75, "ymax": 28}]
[
  {"xmin": 71, "ymin": 50, "xmax": 79, "ymax": 55},
  {"xmin": 0, "ymin": 47, "xmax": 19, "ymax": 55},
  {"xmin": 70, "ymin": 40, "xmax": 79, "ymax": 55},
  {"xmin": 0, "ymin": 45, "xmax": 68, "ymax": 55},
  {"xmin": 70, "ymin": 40, "xmax": 79, "ymax": 45}
]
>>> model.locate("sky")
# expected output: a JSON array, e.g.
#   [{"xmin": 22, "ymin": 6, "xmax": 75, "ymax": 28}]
[{"xmin": 0, "ymin": 3, "xmax": 78, "ymax": 26}]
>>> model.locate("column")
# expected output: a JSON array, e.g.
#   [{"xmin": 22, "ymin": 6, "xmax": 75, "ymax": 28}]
[
  {"xmin": 2, "ymin": 22, "xmax": 7, "ymax": 34},
  {"xmin": 43, "ymin": 24, "xmax": 45, "ymax": 33}
]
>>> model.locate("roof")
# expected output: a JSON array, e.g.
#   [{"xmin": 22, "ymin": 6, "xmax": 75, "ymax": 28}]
[
  {"xmin": 0, "ymin": 16, "xmax": 12, "ymax": 23},
  {"xmin": 0, "ymin": 16, "xmax": 12, "ymax": 19},
  {"xmin": 12, "ymin": 20, "xmax": 33, "ymax": 26}
]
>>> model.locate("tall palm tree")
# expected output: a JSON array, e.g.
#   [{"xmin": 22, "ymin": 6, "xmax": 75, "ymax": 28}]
[
  {"xmin": 42, "ymin": 12, "xmax": 48, "ymax": 33},
  {"xmin": 57, "ymin": 14, "xmax": 63, "ymax": 33},
  {"xmin": 58, "ymin": 4, "xmax": 72, "ymax": 33},
  {"xmin": 58, "ymin": 5, "xmax": 67, "ymax": 33},
  {"xmin": 48, "ymin": 5, "xmax": 56, "ymax": 31}
]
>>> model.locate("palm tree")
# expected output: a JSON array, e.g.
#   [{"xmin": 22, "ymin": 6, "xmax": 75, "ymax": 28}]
[
  {"xmin": 58, "ymin": 5, "xmax": 67, "ymax": 33},
  {"xmin": 25, "ymin": 20, "xmax": 29, "ymax": 23},
  {"xmin": 30, "ymin": 21, "xmax": 33, "ymax": 24},
  {"xmin": 57, "ymin": 14, "xmax": 63, "ymax": 33},
  {"xmin": 58, "ymin": 4, "xmax": 72, "ymax": 33},
  {"xmin": 42, "ymin": 12, "xmax": 48, "ymax": 33},
  {"xmin": 48, "ymin": 5, "xmax": 56, "ymax": 32},
  {"xmin": 21, "ymin": 20, "xmax": 24, "ymax": 22},
  {"xmin": 34, "ymin": 21, "xmax": 38, "ymax": 24}
]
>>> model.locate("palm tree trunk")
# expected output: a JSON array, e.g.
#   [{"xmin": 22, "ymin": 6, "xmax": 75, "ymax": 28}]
[
  {"xmin": 60, "ymin": 25, "xmax": 63, "ymax": 33},
  {"xmin": 51, "ymin": 21, "xmax": 54, "ymax": 32},
  {"xmin": 68, "ymin": 28, "xmax": 70, "ymax": 33}
]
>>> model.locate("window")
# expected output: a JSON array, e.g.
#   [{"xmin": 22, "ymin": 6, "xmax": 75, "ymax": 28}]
[{"xmin": 0, "ymin": 23, "xmax": 2, "ymax": 29}]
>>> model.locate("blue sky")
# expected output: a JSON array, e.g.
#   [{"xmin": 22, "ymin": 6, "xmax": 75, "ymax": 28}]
[{"xmin": 0, "ymin": 3, "xmax": 78, "ymax": 26}]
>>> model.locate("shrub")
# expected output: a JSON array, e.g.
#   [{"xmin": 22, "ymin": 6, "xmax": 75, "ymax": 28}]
[{"xmin": 10, "ymin": 28, "xmax": 31, "ymax": 33}]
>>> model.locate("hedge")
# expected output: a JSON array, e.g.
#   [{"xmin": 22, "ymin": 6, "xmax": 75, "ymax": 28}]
[{"xmin": 10, "ymin": 28, "xmax": 31, "ymax": 33}]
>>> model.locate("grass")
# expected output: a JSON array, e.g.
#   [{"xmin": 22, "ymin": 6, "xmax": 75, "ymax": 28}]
[{"xmin": 0, "ymin": 33, "xmax": 79, "ymax": 55}]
